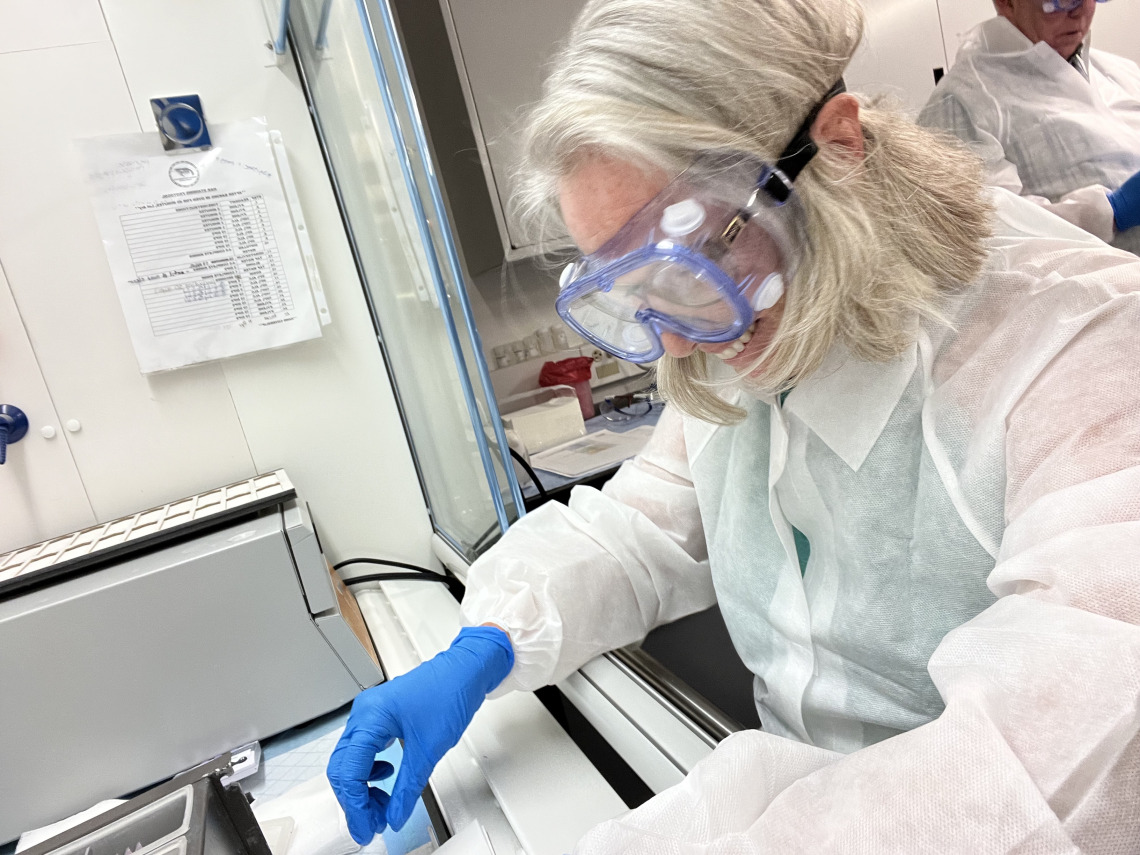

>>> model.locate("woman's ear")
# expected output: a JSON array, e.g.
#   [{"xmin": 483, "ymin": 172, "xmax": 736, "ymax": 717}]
[{"xmin": 810, "ymin": 93, "xmax": 864, "ymax": 159}]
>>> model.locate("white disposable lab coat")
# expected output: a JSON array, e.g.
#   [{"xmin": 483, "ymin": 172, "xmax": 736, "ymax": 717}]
[
  {"xmin": 918, "ymin": 16, "xmax": 1140, "ymax": 257},
  {"xmin": 461, "ymin": 188, "xmax": 1140, "ymax": 853}
]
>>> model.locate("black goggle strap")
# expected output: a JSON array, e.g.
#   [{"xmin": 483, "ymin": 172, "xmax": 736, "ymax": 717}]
[{"xmin": 760, "ymin": 78, "xmax": 848, "ymax": 204}]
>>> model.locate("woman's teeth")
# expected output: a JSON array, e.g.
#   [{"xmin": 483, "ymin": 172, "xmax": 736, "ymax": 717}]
[{"xmin": 714, "ymin": 323, "xmax": 755, "ymax": 360}]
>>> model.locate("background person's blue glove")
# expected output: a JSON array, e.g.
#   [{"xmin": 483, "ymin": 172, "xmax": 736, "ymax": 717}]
[
  {"xmin": 326, "ymin": 625, "xmax": 514, "ymax": 843},
  {"xmin": 1108, "ymin": 168, "xmax": 1140, "ymax": 232}
]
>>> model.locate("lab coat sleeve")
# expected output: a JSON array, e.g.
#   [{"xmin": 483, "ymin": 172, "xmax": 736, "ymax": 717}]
[
  {"xmin": 918, "ymin": 90, "xmax": 1117, "ymax": 243},
  {"xmin": 460, "ymin": 404, "xmax": 715, "ymax": 694},
  {"xmin": 573, "ymin": 277, "xmax": 1140, "ymax": 853}
]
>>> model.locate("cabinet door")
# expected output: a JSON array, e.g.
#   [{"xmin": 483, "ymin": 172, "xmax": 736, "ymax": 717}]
[
  {"xmin": 0, "ymin": 263, "xmax": 96, "ymax": 553},
  {"xmin": 0, "ymin": 40, "xmax": 257, "ymax": 524},
  {"xmin": 844, "ymin": 0, "xmax": 949, "ymax": 111},
  {"xmin": 0, "ymin": 0, "xmax": 109, "ymax": 54},
  {"xmin": 438, "ymin": 0, "xmax": 587, "ymax": 258}
]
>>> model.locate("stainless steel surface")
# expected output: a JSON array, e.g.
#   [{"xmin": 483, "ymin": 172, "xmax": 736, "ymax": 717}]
[
  {"xmin": 607, "ymin": 647, "xmax": 745, "ymax": 746},
  {"xmin": 19, "ymin": 755, "xmax": 267, "ymax": 855},
  {"xmin": 282, "ymin": 500, "xmax": 336, "ymax": 615}
]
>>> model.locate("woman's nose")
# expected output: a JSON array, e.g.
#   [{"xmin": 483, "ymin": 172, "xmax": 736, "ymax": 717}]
[{"xmin": 660, "ymin": 332, "xmax": 698, "ymax": 358}]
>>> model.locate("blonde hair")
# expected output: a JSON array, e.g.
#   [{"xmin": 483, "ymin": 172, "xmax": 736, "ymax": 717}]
[{"xmin": 517, "ymin": 0, "xmax": 992, "ymax": 423}]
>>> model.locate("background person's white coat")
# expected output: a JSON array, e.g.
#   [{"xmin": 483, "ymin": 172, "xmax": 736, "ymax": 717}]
[
  {"xmin": 918, "ymin": 16, "xmax": 1140, "ymax": 257},
  {"xmin": 461, "ymin": 189, "xmax": 1140, "ymax": 852}
]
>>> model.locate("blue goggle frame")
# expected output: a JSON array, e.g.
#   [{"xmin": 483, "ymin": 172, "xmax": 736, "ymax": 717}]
[
  {"xmin": 556, "ymin": 241, "xmax": 760, "ymax": 363},
  {"xmin": 1042, "ymin": 0, "xmax": 1107, "ymax": 12}
]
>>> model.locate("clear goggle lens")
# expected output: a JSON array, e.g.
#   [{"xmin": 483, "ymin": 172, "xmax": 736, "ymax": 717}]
[{"xmin": 561, "ymin": 261, "xmax": 749, "ymax": 356}]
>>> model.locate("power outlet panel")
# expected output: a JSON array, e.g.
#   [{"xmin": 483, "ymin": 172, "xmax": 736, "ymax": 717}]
[{"xmin": 586, "ymin": 347, "xmax": 644, "ymax": 388}]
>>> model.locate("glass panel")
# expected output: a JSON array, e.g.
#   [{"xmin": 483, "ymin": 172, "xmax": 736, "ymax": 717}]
[{"xmin": 290, "ymin": 0, "xmax": 522, "ymax": 559}]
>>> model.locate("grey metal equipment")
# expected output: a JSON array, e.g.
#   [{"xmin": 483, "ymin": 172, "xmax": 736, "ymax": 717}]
[
  {"xmin": 17, "ymin": 753, "xmax": 270, "ymax": 855},
  {"xmin": 0, "ymin": 471, "xmax": 384, "ymax": 844}
]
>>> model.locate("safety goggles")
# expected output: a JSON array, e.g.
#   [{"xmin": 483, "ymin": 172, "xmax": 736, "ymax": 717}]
[
  {"xmin": 556, "ymin": 80, "xmax": 844, "ymax": 364},
  {"xmin": 1041, "ymin": 0, "xmax": 1107, "ymax": 12}
]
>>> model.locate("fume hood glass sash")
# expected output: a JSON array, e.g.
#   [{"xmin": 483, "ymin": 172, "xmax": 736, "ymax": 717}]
[
  {"xmin": 289, "ymin": 0, "xmax": 524, "ymax": 560},
  {"xmin": 357, "ymin": 0, "xmax": 525, "ymax": 532}
]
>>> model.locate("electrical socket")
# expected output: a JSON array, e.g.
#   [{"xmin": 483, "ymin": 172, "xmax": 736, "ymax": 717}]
[
  {"xmin": 579, "ymin": 345, "xmax": 648, "ymax": 388},
  {"xmin": 586, "ymin": 347, "xmax": 627, "ymax": 386}
]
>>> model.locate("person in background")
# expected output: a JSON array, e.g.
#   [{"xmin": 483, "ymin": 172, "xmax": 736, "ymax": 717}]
[
  {"xmin": 919, "ymin": 0, "xmax": 1140, "ymax": 255},
  {"xmin": 329, "ymin": 0, "xmax": 1140, "ymax": 851}
]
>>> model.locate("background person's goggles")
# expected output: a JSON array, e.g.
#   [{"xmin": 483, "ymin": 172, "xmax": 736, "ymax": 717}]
[
  {"xmin": 555, "ymin": 154, "xmax": 803, "ymax": 363},
  {"xmin": 1042, "ymin": 0, "xmax": 1108, "ymax": 12}
]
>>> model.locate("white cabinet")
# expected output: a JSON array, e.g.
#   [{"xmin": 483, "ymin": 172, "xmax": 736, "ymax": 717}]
[
  {"xmin": 0, "ymin": 39, "xmax": 257, "ymax": 530},
  {"xmin": 0, "ymin": 267, "xmax": 96, "ymax": 553},
  {"xmin": 0, "ymin": 6, "xmax": 252, "ymax": 550},
  {"xmin": 437, "ymin": 0, "xmax": 588, "ymax": 259},
  {"xmin": 0, "ymin": 0, "xmax": 109, "ymax": 54},
  {"xmin": 0, "ymin": 0, "xmax": 434, "ymax": 566}
]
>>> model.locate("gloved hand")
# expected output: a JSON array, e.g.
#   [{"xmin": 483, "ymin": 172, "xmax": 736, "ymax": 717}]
[
  {"xmin": 326, "ymin": 625, "xmax": 514, "ymax": 844},
  {"xmin": 1108, "ymin": 168, "xmax": 1140, "ymax": 232}
]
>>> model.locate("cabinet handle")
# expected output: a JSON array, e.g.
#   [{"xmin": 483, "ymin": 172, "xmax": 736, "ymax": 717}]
[{"xmin": 0, "ymin": 405, "xmax": 29, "ymax": 465}]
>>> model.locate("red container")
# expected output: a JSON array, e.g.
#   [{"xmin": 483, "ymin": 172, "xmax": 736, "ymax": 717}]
[{"xmin": 539, "ymin": 357, "xmax": 595, "ymax": 421}]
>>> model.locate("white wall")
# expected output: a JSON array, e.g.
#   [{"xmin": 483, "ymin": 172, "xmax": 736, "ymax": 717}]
[
  {"xmin": 0, "ymin": 0, "xmax": 434, "ymax": 567},
  {"xmin": 845, "ymin": 0, "xmax": 949, "ymax": 110},
  {"xmin": 1090, "ymin": 2, "xmax": 1140, "ymax": 64}
]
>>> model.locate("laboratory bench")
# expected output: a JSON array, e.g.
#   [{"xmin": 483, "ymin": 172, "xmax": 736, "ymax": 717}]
[
  {"xmin": 520, "ymin": 401, "xmax": 664, "ymax": 512},
  {"xmin": 255, "ymin": 573, "xmax": 749, "ymax": 855},
  {"xmin": 352, "ymin": 576, "xmax": 631, "ymax": 854}
]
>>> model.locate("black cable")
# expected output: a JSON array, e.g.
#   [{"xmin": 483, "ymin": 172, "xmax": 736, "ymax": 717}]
[
  {"xmin": 602, "ymin": 395, "xmax": 654, "ymax": 420},
  {"xmin": 335, "ymin": 558, "xmax": 464, "ymax": 596},
  {"xmin": 343, "ymin": 571, "xmax": 464, "ymax": 596},
  {"xmin": 508, "ymin": 447, "xmax": 549, "ymax": 501},
  {"xmin": 334, "ymin": 557, "xmax": 436, "ymax": 574}
]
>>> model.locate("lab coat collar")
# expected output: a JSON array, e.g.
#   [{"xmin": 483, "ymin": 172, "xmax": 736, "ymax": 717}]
[
  {"xmin": 972, "ymin": 16, "xmax": 1039, "ymax": 55},
  {"xmin": 970, "ymin": 16, "xmax": 1091, "ymax": 73},
  {"xmin": 781, "ymin": 339, "xmax": 917, "ymax": 472}
]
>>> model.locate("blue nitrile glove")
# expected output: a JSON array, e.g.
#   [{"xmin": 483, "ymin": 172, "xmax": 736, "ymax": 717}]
[
  {"xmin": 1108, "ymin": 168, "xmax": 1140, "ymax": 232},
  {"xmin": 326, "ymin": 625, "xmax": 514, "ymax": 843}
]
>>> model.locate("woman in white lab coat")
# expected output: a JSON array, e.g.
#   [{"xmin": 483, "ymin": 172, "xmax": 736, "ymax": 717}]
[{"xmin": 329, "ymin": 0, "xmax": 1140, "ymax": 850}]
